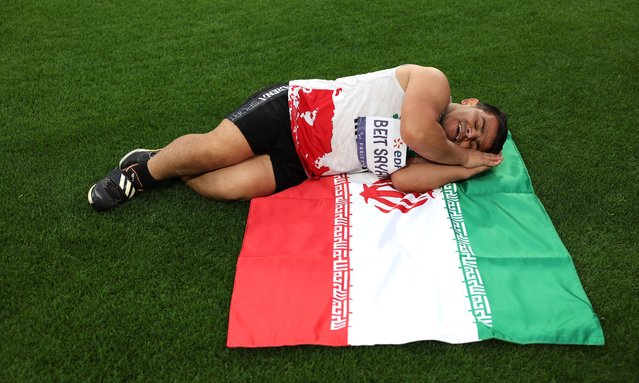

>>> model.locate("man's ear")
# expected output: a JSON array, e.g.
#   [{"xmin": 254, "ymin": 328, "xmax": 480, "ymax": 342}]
[{"xmin": 461, "ymin": 98, "xmax": 480, "ymax": 106}]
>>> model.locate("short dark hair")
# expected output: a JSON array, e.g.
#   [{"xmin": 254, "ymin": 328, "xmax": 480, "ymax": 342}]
[{"xmin": 476, "ymin": 102, "xmax": 508, "ymax": 154}]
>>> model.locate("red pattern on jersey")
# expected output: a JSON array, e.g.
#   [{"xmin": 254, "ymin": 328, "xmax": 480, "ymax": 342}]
[{"xmin": 289, "ymin": 86, "xmax": 341, "ymax": 178}]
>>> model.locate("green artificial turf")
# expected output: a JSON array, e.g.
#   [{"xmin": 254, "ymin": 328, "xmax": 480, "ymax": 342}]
[{"xmin": 1, "ymin": 0, "xmax": 637, "ymax": 381}]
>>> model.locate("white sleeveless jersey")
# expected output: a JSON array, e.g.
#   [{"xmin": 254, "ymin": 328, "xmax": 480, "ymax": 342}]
[{"xmin": 288, "ymin": 67, "xmax": 406, "ymax": 179}]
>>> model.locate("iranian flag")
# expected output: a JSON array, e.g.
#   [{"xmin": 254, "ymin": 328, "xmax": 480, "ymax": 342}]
[{"xmin": 227, "ymin": 135, "xmax": 604, "ymax": 347}]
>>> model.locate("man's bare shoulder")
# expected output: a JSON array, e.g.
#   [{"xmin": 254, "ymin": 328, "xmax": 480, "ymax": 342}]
[
  {"xmin": 396, "ymin": 64, "xmax": 449, "ymax": 92},
  {"xmin": 398, "ymin": 64, "xmax": 450, "ymax": 117}
]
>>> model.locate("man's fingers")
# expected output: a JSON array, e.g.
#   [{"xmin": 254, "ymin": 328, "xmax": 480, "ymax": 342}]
[
  {"xmin": 463, "ymin": 150, "xmax": 504, "ymax": 168},
  {"xmin": 477, "ymin": 152, "xmax": 501, "ymax": 167},
  {"xmin": 484, "ymin": 152, "xmax": 503, "ymax": 167}
]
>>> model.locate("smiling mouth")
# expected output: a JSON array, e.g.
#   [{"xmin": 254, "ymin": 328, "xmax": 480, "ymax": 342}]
[{"xmin": 455, "ymin": 122, "xmax": 462, "ymax": 141}]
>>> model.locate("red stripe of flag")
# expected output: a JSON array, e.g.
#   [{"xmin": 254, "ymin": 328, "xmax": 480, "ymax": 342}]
[{"xmin": 227, "ymin": 177, "xmax": 349, "ymax": 347}]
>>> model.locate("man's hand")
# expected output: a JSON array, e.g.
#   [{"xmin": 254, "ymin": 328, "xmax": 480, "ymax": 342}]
[
  {"xmin": 462, "ymin": 149, "xmax": 503, "ymax": 168},
  {"xmin": 463, "ymin": 164, "xmax": 491, "ymax": 179}
]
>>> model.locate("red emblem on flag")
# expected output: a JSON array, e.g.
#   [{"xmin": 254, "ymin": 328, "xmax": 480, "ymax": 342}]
[
  {"xmin": 359, "ymin": 179, "xmax": 435, "ymax": 214},
  {"xmin": 393, "ymin": 138, "xmax": 404, "ymax": 149}
]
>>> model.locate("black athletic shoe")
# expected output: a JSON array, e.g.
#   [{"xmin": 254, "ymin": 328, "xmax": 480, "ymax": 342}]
[
  {"xmin": 119, "ymin": 148, "xmax": 160, "ymax": 169},
  {"xmin": 88, "ymin": 168, "xmax": 138, "ymax": 212}
]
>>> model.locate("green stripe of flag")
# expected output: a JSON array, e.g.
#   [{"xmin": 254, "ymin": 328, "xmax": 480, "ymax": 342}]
[{"xmin": 454, "ymin": 134, "xmax": 604, "ymax": 345}]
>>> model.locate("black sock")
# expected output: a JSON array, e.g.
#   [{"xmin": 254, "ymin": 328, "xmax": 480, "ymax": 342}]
[{"xmin": 125, "ymin": 160, "xmax": 159, "ymax": 190}]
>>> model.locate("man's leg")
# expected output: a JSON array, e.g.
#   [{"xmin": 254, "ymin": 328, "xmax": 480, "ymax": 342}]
[
  {"xmin": 181, "ymin": 154, "xmax": 276, "ymax": 201},
  {"xmin": 88, "ymin": 119, "xmax": 256, "ymax": 211},
  {"xmin": 147, "ymin": 119, "xmax": 254, "ymax": 180}
]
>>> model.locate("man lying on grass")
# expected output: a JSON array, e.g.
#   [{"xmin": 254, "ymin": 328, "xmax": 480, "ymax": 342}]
[{"xmin": 88, "ymin": 64, "xmax": 508, "ymax": 212}]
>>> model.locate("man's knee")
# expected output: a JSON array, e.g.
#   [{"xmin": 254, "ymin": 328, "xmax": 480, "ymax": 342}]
[{"xmin": 199, "ymin": 120, "xmax": 253, "ymax": 167}]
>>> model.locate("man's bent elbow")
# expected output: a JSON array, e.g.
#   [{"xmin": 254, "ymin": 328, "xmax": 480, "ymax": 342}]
[
  {"xmin": 390, "ymin": 172, "xmax": 443, "ymax": 194},
  {"xmin": 391, "ymin": 173, "xmax": 422, "ymax": 193},
  {"xmin": 390, "ymin": 172, "xmax": 408, "ymax": 193}
]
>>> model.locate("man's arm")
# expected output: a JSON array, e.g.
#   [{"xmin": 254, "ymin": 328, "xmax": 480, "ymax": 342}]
[
  {"xmin": 390, "ymin": 156, "xmax": 489, "ymax": 193},
  {"xmin": 398, "ymin": 65, "xmax": 500, "ymax": 168}
]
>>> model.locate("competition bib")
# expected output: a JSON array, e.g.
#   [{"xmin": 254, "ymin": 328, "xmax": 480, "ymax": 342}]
[{"xmin": 355, "ymin": 116, "xmax": 407, "ymax": 178}]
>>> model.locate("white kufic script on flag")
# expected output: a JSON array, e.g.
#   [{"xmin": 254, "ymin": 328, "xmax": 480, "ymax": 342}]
[{"xmin": 330, "ymin": 175, "xmax": 351, "ymax": 331}]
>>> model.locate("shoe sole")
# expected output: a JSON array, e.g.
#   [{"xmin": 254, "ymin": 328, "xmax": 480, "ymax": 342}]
[{"xmin": 118, "ymin": 148, "xmax": 157, "ymax": 169}]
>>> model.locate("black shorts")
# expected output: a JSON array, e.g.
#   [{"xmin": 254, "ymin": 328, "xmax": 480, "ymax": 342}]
[{"xmin": 226, "ymin": 83, "xmax": 308, "ymax": 192}]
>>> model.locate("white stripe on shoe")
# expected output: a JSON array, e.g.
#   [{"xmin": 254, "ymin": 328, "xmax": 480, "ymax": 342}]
[
  {"xmin": 124, "ymin": 177, "xmax": 132, "ymax": 197},
  {"xmin": 88, "ymin": 185, "xmax": 95, "ymax": 204}
]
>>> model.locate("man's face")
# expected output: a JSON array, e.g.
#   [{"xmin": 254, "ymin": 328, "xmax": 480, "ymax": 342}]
[{"xmin": 441, "ymin": 98, "xmax": 499, "ymax": 152}]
